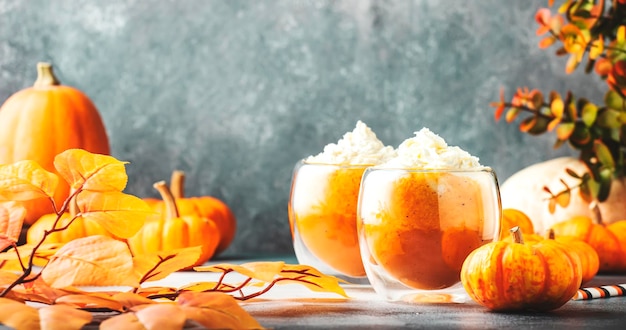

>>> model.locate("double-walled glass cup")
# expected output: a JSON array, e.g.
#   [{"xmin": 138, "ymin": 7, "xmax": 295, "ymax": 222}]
[
  {"xmin": 357, "ymin": 167, "xmax": 501, "ymax": 302},
  {"xmin": 288, "ymin": 160, "xmax": 370, "ymax": 280}
]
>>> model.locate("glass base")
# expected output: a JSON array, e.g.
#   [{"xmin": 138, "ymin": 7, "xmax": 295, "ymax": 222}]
[
  {"xmin": 365, "ymin": 263, "xmax": 469, "ymax": 303},
  {"xmin": 293, "ymin": 230, "xmax": 369, "ymax": 285}
]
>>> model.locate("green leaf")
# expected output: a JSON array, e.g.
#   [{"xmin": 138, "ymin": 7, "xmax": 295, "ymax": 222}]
[
  {"xmin": 604, "ymin": 90, "xmax": 625, "ymax": 110},
  {"xmin": 597, "ymin": 109, "xmax": 622, "ymax": 129},
  {"xmin": 556, "ymin": 122, "xmax": 576, "ymax": 140},
  {"xmin": 581, "ymin": 102, "xmax": 598, "ymax": 127},
  {"xmin": 594, "ymin": 140, "xmax": 616, "ymax": 170}
]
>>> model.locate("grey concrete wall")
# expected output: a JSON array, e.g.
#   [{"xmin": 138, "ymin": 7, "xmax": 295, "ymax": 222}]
[{"xmin": 0, "ymin": 0, "xmax": 600, "ymax": 256}]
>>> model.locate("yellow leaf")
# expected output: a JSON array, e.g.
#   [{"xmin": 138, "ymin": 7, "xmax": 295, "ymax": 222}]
[
  {"xmin": 42, "ymin": 235, "xmax": 139, "ymax": 288},
  {"xmin": 0, "ymin": 160, "xmax": 58, "ymax": 201},
  {"xmin": 0, "ymin": 298, "xmax": 40, "ymax": 330},
  {"xmin": 101, "ymin": 303, "xmax": 187, "ymax": 330},
  {"xmin": 177, "ymin": 292, "xmax": 263, "ymax": 329},
  {"xmin": 54, "ymin": 148, "xmax": 128, "ymax": 192},
  {"xmin": 279, "ymin": 264, "xmax": 348, "ymax": 297},
  {"xmin": 0, "ymin": 202, "xmax": 25, "ymax": 251},
  {"xmin": 39, "ymin": 304, "xmax": 93, "ymax": 330},
  {"xmin": 195, "ymin": 261, "xmax": 286, "ymax": 282},
  {"xmin": 77, "ymin": 191, "xmax": 154, "ymax": 238},
  {"xmin": 194, "ymin": 262, "xmax": 348, "ymax": 298},
  {"xmin": 133, "ymin": 246, "xmax": 202, "ymax": 283}
]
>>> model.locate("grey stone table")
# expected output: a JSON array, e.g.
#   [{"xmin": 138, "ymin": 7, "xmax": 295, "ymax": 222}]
[{"xmin": 160, "ymin": 254, "xmax": 626, "ymax": 329}]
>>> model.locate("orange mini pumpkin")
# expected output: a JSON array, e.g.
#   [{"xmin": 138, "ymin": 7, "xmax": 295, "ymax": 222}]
[
  {"xmin": 146, "ymin": 171, "xmax": 236, "ymax": 255},
  {"xmin": 499, "ymin": 208, "xmax": 535, "ymax": 240},
  {"xmin": 128, "ymin": 181, "xmax": 221, "ymax": 266},
  {"xmin": 0, "ymin": 62, "xmax": 110, "ymax": 224},
  {"xmin": 461, "ymin": 227, "xmax": 582, "ymax": 312},
  {"xmin": 550, "ymin": 215, "xmax": 626, "ymax": 273}
]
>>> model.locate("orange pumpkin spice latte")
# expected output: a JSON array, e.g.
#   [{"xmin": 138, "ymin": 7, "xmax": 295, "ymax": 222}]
[
  {"xmin": 361, "ymin": 171, "xmax": 487, "ymax": 290},
  {"xmin": 294, "ymin": 166, "xmax": 367, "ymax": 277}
]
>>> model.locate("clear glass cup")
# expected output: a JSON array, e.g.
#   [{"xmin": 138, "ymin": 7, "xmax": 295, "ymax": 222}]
[
  {"xmin": 288, "ymin": 160, "xmax": 370, "ymax": 281},
  {"xmin": 357, "ymin": 167, "xmax": 501, "ymax": 302}
]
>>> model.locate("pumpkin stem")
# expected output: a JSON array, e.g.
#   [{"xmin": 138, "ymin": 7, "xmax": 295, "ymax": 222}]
[
  {"xmin": 589, "ymin": 200, "xmax": 603, "ymax": 225},
  {"xmin": 509, "ymin": 226, "xmax": 524, "ymax": 244},
  {"xmin": 153, "ymin": 181, "xmax": 180, "ymax": 218},
  {"xmin": 546, "ymin": 229, "xmax": 555, "ymax": 240},
  {"xmin": 170, "ymin": 170, "xmax": 186, "ymax": 199},
  {"xmin": 34, "ymin": 62, "xmax": 60, "ymax": 87}
]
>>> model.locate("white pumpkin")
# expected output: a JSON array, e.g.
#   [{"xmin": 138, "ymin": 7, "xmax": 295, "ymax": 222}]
[{"xmin": 500, "ymin": 156, "xmax": 626, "ymax": 234}]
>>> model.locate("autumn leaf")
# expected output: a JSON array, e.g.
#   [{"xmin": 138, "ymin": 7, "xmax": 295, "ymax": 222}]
[
  {"xmin": 76, "ymin": 190, "xmax": 154, "ymax": 239},
  {"xmin": 279, "ymin": 264, "xmax": 348, "ymax": 297},
  {"xmin": 0, "ymin": 243, "xmax": 65, "ymax": 271},
  {"xmin": 54, "ymin": 148, "xmax": 128, "ymax": 192},
  {"xmin": 101, "ymin": 303, "xmax": 187, "ymax": 330},
  {"xmin": 194, "ymin": 262, "xmax": 348, "ymax": 299},
  {"xmin": 133, "ymin": 246, "xmax": 202, "ymax": 283},
  {"xmin": 177, "ymin": 291, "xmax": 264, "ymax": 329},
  {"xmin": 0, "ymin": 160, "xmax": 58, "ymax": 201},
  {"xmin": 55, "ymin": 293, "xmax": 125, "ymax": 312},
  {"xmin": 42, "ymin": 235, "xmax": 139, "ymax": 288},
  {"xmin": 0, "ymin": 202, "xmax": 26, "ymax": 251},
  {"xmin": 111, "ymin": 292, "xmax": 156, "ymax": 308},
  {"xmin": 38, "ymin": 304, "xmax": 93, "ymax": 330},
  {"xmin": 0, "ymin": 298, "xmax": 40, "ymax": 330},
  {"xmin": 196, "ymin": 261, "xmax": 286, "ymax": 282}
]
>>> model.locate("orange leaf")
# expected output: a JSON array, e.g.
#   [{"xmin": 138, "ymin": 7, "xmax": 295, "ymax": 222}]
[
  {"xmin": 101, "ymin": 303, "xmax": 187, "ymax": 330},
  {"xmin": 0, "ymin": 160, "xmax": 58, "ymax": 201},
  {"xmin": 54, "ymin": 148, "xmax": 128, "ymax": 192},
  {"xmin": 111, "ymin": 292, "xmax": 156, "ymax": 308},
  {"xmin": 42, "ymin": 235, "xmax": 139, "ymax": 288},
  {"xmin": 133, "ymin": 246, "xmax": 202, "ymax": 283},
  {"xmin": 55, "ymin": 293, "xmax": 125, "ymax": 312},
  {"xmin": 39, "ymin": 304, "xmax": 93, "ymax": 330},
  {"xmin": 77, "ymin": 191, "xmax": 154, "ymax": 238},
  {"xmin": 195, "ymin": 261, "xmax": 286, "ymax": 282},
  {"xmin": 0, "ymin": 298, "xmax": 40, "ymax": 330},
  {"xmin": 0, "ymin": 202, "xmax": 25, "ymax": 251},
  {"xmin": 177, "ymin": 291, "xmax": 263, "ymax": 329}
]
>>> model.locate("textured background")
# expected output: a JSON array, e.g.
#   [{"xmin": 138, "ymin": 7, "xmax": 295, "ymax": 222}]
[{"xmin": 0, "ymin": 0, "xmax": 603, "ymax": 256}]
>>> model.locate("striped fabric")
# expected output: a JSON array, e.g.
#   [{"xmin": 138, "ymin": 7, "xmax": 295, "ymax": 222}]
[{"xmin": 572, "ymin": 284, "xmax": 626, "ymax": 300}]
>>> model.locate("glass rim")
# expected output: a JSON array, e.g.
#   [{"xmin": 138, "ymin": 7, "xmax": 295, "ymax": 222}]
[
  {"xmin": 298, "ymin": 159, "xmax": 378, "ymax": 168},
  {"xmin": 363, "ymin": 166, "xmax": 495, "ymax": 173}
]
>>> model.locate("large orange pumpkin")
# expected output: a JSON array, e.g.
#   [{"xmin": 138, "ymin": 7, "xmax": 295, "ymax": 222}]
[
  {"xmin": 146, "ymin": 170, "xmax": 237, "ymax": 255},
  {"xmin": 0, "ymin": 62, "xmax": 110, "ymax": 224},
  {"xmin": 128, "ymin": 181, "xmax": 221, "ymax": 267},
  {"xmin": 461, "ymin": 227, "xmax": 582, "ymax": 312},
  {"xmin": 500, "ymin": 157, "xmax": 626, "ymax": 235}
]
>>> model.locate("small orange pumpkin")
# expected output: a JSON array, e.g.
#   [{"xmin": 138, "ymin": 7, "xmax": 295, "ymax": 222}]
[
  {"xmin": 461, "ymin": 227, "xmax": 582, "ymax": 312},
  {"xmin": 146, "ymin": 171, "xmax": 236, "ymax": 255},
  {"xmin": 128, "ymin": 181, "xmax": 221, "ymax": 266},
  {"xmin": 0, "ymin": 62, "xmax": 110, "ymax": 224},
  {"xmin": 550, "ymin": 215, "xmax": 626, "ymax": 273},
  {"xmin": 499, "ymin": 208, "xmax": 535, "ymax": 240}
]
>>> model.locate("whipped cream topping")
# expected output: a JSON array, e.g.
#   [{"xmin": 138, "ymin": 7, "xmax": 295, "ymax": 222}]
[
  {"xmin": 306, "ymin": 121, "xmax": 396, "ymax": 165},
  {"xmin": 378, "ymin": 128, "xmax": 483, "ymax": 170}
]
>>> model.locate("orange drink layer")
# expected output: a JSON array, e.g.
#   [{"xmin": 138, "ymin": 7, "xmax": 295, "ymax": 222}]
[
  {"xmin": 290, "ymin": 162, "xmax": 368, "ymax": 277},
  {"xmin": 359, "ymin": 169, "xmax": 499, "ymax": 293}
]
